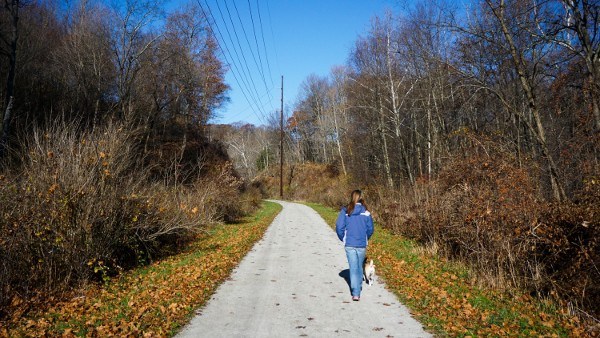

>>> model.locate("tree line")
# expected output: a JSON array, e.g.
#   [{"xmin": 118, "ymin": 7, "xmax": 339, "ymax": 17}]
[
  {"xmin": 1, "ymin": 0, "xmax": 228, "ymax": 146},
  {"xmin": 282, "ymin": 0, "xmax": 598, "ymax": 203}
]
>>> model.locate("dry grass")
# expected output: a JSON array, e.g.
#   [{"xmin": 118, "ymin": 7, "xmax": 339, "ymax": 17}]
[{"xmin": 253, "ymin": 162, "xmax": 351, "ymax": 207}]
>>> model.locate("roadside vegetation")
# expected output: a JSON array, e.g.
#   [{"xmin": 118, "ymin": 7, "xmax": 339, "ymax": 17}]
[
  {"xmin": 1, "ymin": 201, "xmax": 281, "ymax": 337},
  {"xmin": 254, "ymin": 160, "xmax": 596, "ymax": 335},
  {"xmin": 308, "ymin": 203, "xmax": 588, "ymax": 337}
]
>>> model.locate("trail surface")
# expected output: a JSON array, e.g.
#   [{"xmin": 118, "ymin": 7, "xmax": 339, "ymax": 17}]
[{"xmin": 177, "ymin": 201, "xmax": 431, "ymax": 337}]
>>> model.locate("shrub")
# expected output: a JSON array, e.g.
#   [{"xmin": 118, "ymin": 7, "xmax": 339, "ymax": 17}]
[
  {"xmin": 420, "ymin": 152, "xmax": 542, "ymax": 286},
  {"xmin": 0, "ymin": 122, "xmax": 145, "ymax": 305},
  {"xmin": 0, "ymin": 121, "xmax": 231, "ymax": 318},
  {"xmin": 390, "ymin": 149, "xmax": 599, "ymax": 319},
  {"xmin": 536, "ymin": 180, "xmax": 599, "ymax": 318},
  {"xmin": 253, "ymin": 162, "xmax": 350, "ymax": 208}
]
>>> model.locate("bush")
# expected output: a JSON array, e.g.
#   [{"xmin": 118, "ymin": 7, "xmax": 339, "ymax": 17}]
[
  {"xmin": 385, "ymin": 149, "xmax": 599, "ymax": 319},
  {"xmin": 536, "ymin": 181, "xmax": 599, "ymax": 318},
  {"xmin": 0, "ymin": 121, "xmax": 243, "ymax": 319},
  {"xmin": 419, "ymin": 153, "xmax": 542, "ymax": 285},
  {"xmin": 253, "ymin": 162, "xmax": 350, "ymax": 208},
  {"xmin": 0, "ymin": 122, "xmax": 146, "ymax": 306}
]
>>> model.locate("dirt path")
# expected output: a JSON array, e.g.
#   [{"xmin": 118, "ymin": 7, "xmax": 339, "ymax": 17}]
[{"xmin": 176, "ymin": 201, "xmax": 431, "ymax": 337}]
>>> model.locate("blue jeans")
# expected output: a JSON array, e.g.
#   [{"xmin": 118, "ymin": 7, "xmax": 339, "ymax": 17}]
[{"xmin": 344, "ymin": 246, "xmax": 366, "ymax": 297}]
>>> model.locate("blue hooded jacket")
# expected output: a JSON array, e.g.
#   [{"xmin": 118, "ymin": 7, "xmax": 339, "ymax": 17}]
[{"xmin": 335, "ymin": 203, "xmax": 374, "ymax": 248}]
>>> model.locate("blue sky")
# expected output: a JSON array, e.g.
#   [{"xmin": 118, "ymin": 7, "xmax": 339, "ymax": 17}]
[{"xmin": 168, "ymin": 0, "xmax": 399, "ymax": 126}]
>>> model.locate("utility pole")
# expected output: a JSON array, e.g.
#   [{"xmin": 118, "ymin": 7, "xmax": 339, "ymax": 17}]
[{"xmin": 280, "ymin": 75, "xmax": 284, "ymax": 199}]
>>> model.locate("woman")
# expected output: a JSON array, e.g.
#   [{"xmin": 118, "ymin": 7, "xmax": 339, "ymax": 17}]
[{"xmin": 335, "ymin": 189, "xmax": 374, "ymax": 301}]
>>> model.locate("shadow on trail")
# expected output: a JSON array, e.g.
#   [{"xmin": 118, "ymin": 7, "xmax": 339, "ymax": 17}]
[{"xmin": 338, "ymin": 269, "xmax": 351, "ymax": 292}]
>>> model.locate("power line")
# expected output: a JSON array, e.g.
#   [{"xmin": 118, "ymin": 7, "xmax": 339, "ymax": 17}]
[
  {"xmin": 244, "ymin": 0, "xmax": 267, "ymax": 84},
  {"xmin": 222, "ymin": 86, "xmax": 276, "ymax": 121},
  {"xmin": 197, "ymin": 0, "xmax": 265, "ymax": 124},
  {"xmin": 206, "ymin": 0, "xmax": 266, "ymax": 123},
  {"xmin": 214, "ymin": 1, "xmax": 262, "ymax": 109},
  {"xmin": 265, "ymin": 0, "xmax": 281, "ymax": 74},
  {"xmin": 255, "ymin": 0, "xmax": 274, "ymax": 87},
  {"xmin": 199, "ymin": 0, "xmax": 280, "ymax": 125},
  {"xmin": 234, "ymin": 0, "xmax": 274, "ymax": 112},
  {"xmin": 218, "ymin": 0, "xmax": 269, "ymax": 120},
  {"xmin": 230, "ymin": 0, "xmax": 267, "ymax": 85}
]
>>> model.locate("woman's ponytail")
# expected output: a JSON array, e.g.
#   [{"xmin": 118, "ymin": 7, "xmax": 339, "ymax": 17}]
[{"xmin": 346, "ymin": 190, "xmax": 362, "ymax": 215}]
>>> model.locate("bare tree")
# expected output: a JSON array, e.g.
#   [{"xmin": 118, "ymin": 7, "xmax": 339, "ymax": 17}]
[
  {"xmin": 222, "ymin": 123, "xmax": 263, "ymax": 179},
  {"xmin": 0, "ymin": 0, "xmax": 20, "ymax": 153},
  {"xmin": 329, "ymin": 66, "xmax": 349, "ymax": 176},
  {"xmin": 51, "ymin": 0, "xmax": 114, "ymax": 125},
  {"xmin": 538, "ymin": 0, "xmax": 600, "ymax": 130},
  {"xmin": 349, "ymin": 26, "xmax": 396, "ymax": 188},
  {"xmin": 483, "ymin": 0, "xmax": 567, "ymax": 200},
  {"xmin": 110, "ymin": 0, "xmax": 162, "ymax": 122}
]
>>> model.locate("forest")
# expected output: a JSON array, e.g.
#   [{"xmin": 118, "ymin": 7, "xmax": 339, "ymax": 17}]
[{"xmin": 1, "ymin": 0, "xmax": 598, "ymax": 330}]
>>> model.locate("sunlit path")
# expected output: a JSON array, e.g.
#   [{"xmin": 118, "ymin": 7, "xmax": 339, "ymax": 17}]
[{"xmin": 177, "ymin": 200, "xmax": 430, "ymax": 337}]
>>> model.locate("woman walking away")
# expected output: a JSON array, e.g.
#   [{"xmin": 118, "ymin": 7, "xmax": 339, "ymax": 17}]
[{"xmin": 335, "ymin": 190, "xmax": 374, "ymax": 301}]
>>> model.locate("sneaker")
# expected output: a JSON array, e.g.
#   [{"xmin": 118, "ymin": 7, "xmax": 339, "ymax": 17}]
[{"xmin": 352, "ymin": 296, "xmax": 360, "ymax": 301}]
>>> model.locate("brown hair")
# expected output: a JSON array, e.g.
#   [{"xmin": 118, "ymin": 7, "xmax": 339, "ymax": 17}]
[{"xmin": 346, "ymin": 189, "xmax": 368, "ymax": 215}]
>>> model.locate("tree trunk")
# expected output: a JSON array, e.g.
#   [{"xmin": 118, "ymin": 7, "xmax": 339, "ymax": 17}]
[
  {"xmin": 563, "ymin": 0, "xmax": 600, "ymax": 130},
  {"xmin": 427, "ymin": 98, "xmax": 432, "ymax": 178},
  {"xmin": 588, "ymin": 70, "xmax": 600, "ymax": 131},
  {"xmin": 413, "ymin": 110, "xmax": 423, "ymax": 177},
  {"xmin": 332, "ymin": 106, "xmax": 347, "ymax": 176},
  {"xmin": 0, "ymin": 0, "xmax": 19, "ymax": 155},
  {"xmin": 400, "ymin": 137, "xmax": 414, "ymax": 184},
  {"xmin": 386, "ymin": 30, "xmax": 404, "ymax": 189},
  {"xmin": 491, "ymin": 0, "xmax": 566, "ymax": 201},
  {"xmin": 378, "ymin": 93, "xmax": 394, "ymax": 189}
]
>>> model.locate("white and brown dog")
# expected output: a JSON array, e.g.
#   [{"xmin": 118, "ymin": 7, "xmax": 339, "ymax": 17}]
[{"xmin": 363, "ymin": 259, "xmax": 376, "ymax": 285}]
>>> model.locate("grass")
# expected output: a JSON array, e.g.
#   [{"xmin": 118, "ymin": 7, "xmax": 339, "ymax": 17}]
[
  {"xmin": 305, "ymin": 202, "xmax": 588, "ymax": 337},
  {"xmin": 2, "ymin": 201, "xmax": 282, "ymax": 338}
]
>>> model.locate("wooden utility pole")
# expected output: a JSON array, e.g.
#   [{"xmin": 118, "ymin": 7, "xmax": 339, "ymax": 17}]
[{"xmin": 280, "ymin": 75, "xmax": 284, "ymax": 198}]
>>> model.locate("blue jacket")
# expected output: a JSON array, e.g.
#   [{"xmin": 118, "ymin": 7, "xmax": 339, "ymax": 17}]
[{"xmin": 335, "ymin": 203, "xmax": 374, "ymax": 247}]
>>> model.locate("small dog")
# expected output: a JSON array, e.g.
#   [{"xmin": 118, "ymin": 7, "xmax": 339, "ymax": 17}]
[{"xmin": 363, "ymin": 259, "xmax": 376, "ymax": 285}]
